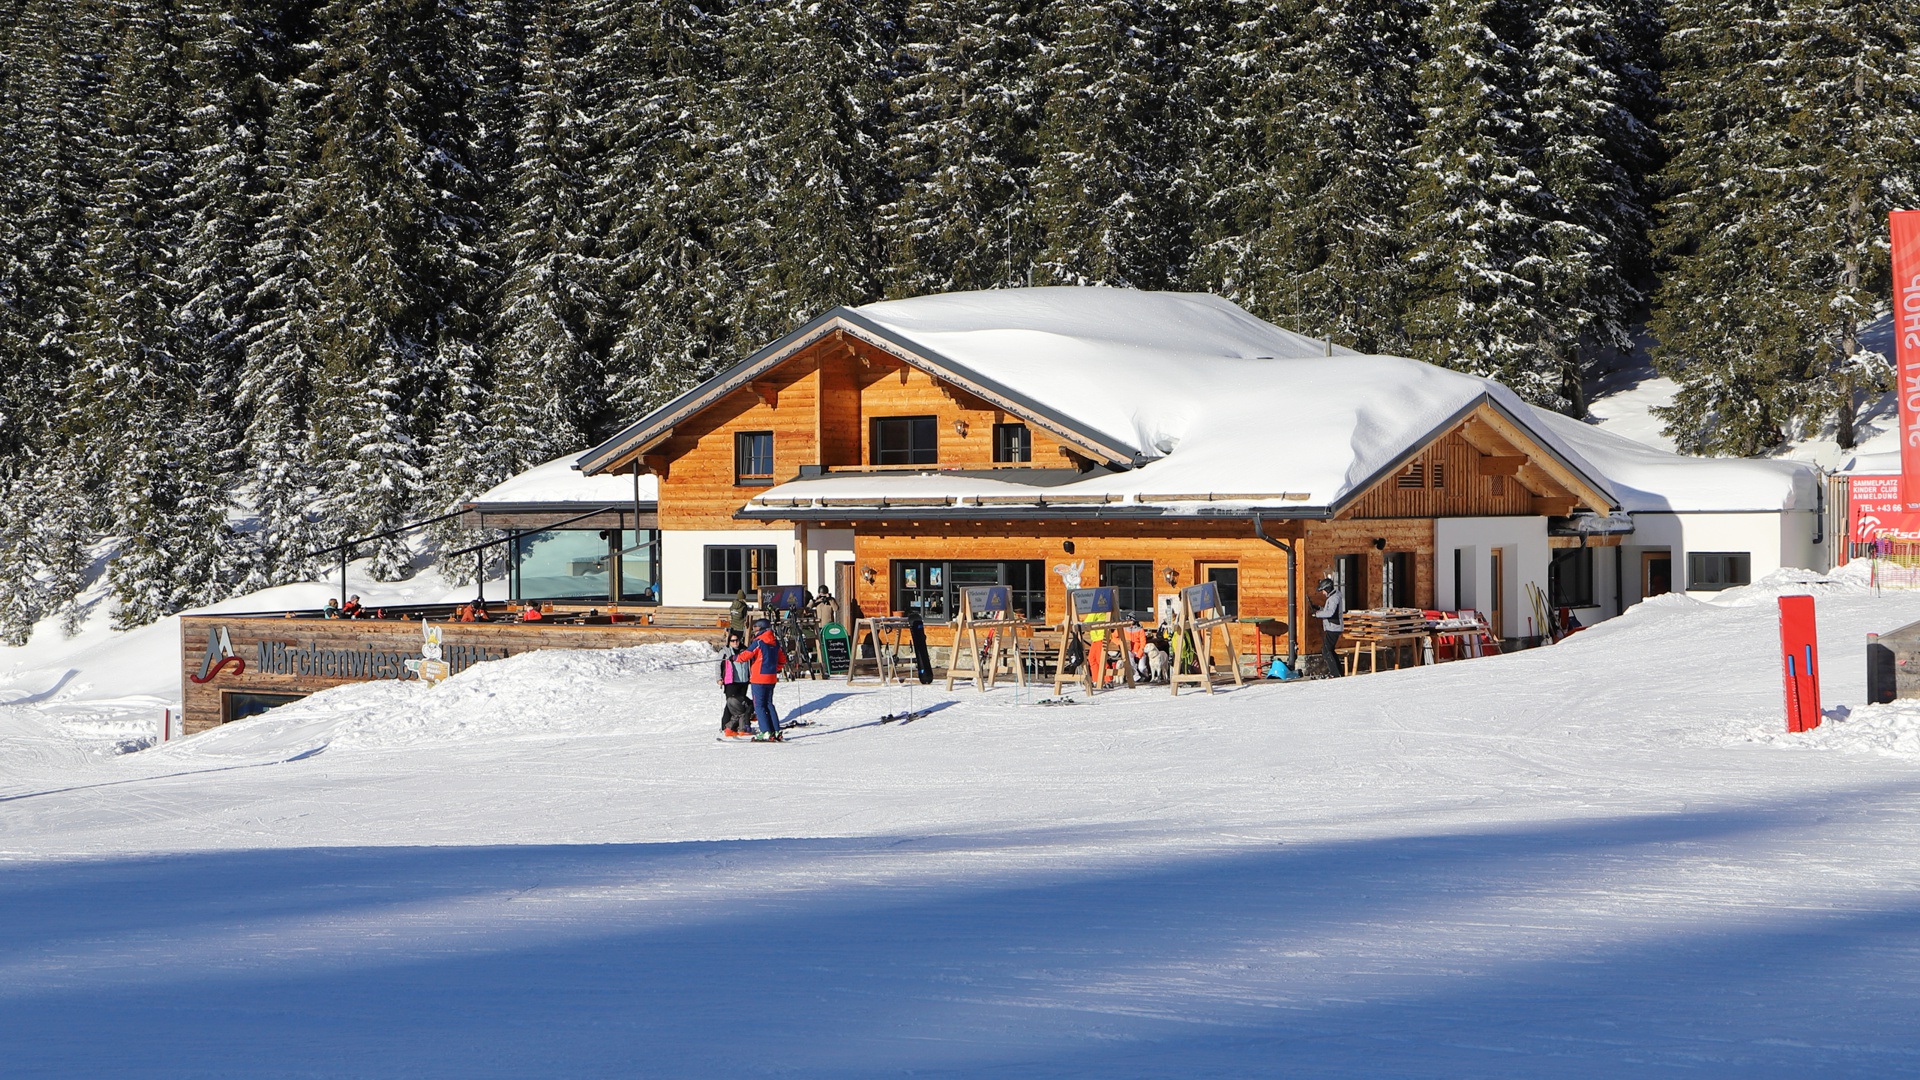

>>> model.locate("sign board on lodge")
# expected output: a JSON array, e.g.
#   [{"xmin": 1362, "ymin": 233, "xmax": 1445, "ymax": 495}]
[
  {"xmin": 1848, "ymin": 476, "xmax": 1920, "ymax": 544},
  {"xmin": 177, "ymin": 614, "xmax": 721, "ymax": 735}
]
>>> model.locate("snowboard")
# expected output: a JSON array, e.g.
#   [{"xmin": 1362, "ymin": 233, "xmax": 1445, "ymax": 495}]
[{"xmin": 908, "ymin": 614, "xmax": 934, "ymax": 684}]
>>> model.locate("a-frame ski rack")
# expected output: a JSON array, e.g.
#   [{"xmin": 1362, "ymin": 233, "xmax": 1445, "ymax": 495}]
[
  {"xmin": 1169, "ymin": 581, "xmax": 1243, "ymax": 695},
  {"xmin": 1052, "ymin": 587, "xmax": 1135, "ymax": 698},
  {"xmin": 847, "ymin": 616, "xmax": 914, "ymax": 685},
  {"xmin": 945, "ymin": 585, "xmax": 1030, "ymax": 692}
]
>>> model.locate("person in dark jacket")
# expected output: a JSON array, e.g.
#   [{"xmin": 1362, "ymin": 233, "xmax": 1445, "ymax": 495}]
[
  {"xmin": 728, "ymin": 590, "xmax": 750, "ymax": 633},
  {"xmin": 717, "ymin": 629, "xmax": 754, "ymax": 737},
  {"xmin": 736, "ymin": 618, "xmax": 787, "ymax": 740},
  {"xmin": 1313, "ymin": 576, "xmax": 1345, "ymax": 677}
]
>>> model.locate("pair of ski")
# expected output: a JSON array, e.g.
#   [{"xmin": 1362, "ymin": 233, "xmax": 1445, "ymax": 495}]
[
  {"xmin": 715, "ymin": 720, "xmax": 815, "ymax": 743},
  {"xmin": 880, "ymin": 709, "xmax": 930, "ymax": 725}
]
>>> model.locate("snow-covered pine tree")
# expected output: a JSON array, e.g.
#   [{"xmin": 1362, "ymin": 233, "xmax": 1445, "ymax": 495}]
[
  {"xmin": 1400, "ymin": 0, "xmax": 1565, "ymax": 404},
  {"xmin": 287, "ymin": 0, "xmax": 490, "ymax": 580},
  {"xmin": 0, "ymin": 0, "xmax": 111, "ymax": 629},
  {"xmin": 68, "ymin": 0, "xmax": 245, "ymax": 629},
  {"xmin": 583, "ymin": 0, "xmax": 733, "ymax": 420},
  {"xmin": 1647, "ymin": 0, "xmax": 1919, "ymax": 455},
  {"xmin": 702, "ymin": 0, "xmax": 895, "ymax": 344},
  {"xmin": 879, "ymin": 0, "xmax": 1049, "ymax": 296},
  {"xmin": 1029, "ymin": 0, "xmax": 1197, "ymax": 289},
  {"xmin": 238, "ymin": 48, "xmax": 328, "ymax": 591},
  {"xmin": 1188, "ymin": 0, "xmax": 1420, "ymax": 353},
  {"xmin": 1769, "ymin": 0, "xmax": 1919, "ymax": 449},
  {"xmin": 1523, "ymin": 0, "xmax": 1659, "ymax": 414},
  {"xmin": 483, "ymin": 0, "xmax": 602, "ymax": 473}
]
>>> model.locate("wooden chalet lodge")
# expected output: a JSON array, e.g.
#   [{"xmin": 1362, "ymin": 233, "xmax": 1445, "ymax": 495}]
[
  {"xmin": 179, "ymin": 287, "xmax": 1827, "ymax": 733},
  {"xmin": 574, "ymin": 287, "xmax": 1623, "ymax": 653}
]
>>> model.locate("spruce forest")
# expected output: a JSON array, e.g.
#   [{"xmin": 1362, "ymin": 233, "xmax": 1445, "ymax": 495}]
[{"xmin": 1, "ymin": 0, "xmax": 1917, "ymax": 640}]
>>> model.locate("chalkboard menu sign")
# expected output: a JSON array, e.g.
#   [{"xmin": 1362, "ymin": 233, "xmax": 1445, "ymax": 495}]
[{"xmin": 819, "ymin": 622, "xmax": 851, "ymax": 675}]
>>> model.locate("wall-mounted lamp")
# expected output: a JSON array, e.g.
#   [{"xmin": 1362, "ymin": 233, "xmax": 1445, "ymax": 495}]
[
  {"xmin": 1163, "ymin": 566, "xmax": 1179, "ymax": 586},
  {"xmin": 861, "ymin": 566, "xmax": 877, "ymax": 585},
  {"xmin": 1062, "ymin": 540, "xmax": 1075, "ymax": 554},
  {"xmin": 953, "ymin": 418, "xmax": 969, "ymax": 437}
]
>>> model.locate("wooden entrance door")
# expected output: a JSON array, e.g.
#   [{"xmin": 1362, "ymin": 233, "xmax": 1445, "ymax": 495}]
[{"xmin": 1642, "ymin": 551, "xmax": 1672, "ymax": 598}]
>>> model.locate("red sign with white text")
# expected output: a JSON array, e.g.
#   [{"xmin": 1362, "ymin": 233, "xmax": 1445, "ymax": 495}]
[
  {"xmin": 1893, "ymin": 211, "xmax": 1920, "ymax": 506},
  {"xmin": 1849, "ymin": 475, "xmax": 1920, "ymax": 544}
]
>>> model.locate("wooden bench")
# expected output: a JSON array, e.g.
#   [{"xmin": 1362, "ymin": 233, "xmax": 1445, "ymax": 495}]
[{"xmin": 646, "ymin": 607, "xmax": 729, "ymax": 629}]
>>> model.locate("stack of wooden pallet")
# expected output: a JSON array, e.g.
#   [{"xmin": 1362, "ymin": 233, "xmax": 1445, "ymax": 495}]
[{"xmin": 1343, "ymin": 608, "xmax": 1429, "ymax": 639}]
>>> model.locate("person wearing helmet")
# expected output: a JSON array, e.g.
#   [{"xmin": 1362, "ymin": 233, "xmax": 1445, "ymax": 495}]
[
  {"xmin": 717, "ymin": 628, "xmax": 754, "ymax": 737},
  {"xmin": 1313, "ymin": 576, "xmax": 1345, "ymax": 677},
  {"xmin": 736, "ymin": 617, "xmax": 788, "ymax": 740}
]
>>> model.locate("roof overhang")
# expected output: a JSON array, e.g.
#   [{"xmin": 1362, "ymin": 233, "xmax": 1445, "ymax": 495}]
[
  {"xmin": 576, "ymin": 308, "xmax": 1145, "ymax": 477},
  {"xmin": 1327, "ymin": 394, "xmax": 1620, "ymax": 517}
]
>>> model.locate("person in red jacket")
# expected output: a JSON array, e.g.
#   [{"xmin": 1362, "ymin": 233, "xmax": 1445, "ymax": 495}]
[{"xmin": 736, "ymin": 618, "xmax": 787, "ymax": 741}]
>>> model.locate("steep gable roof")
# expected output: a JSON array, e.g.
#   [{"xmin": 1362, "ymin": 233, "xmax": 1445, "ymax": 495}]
[{"xmin": 578, "ymin": 287, "xmax": 1618, "ymax": 514}]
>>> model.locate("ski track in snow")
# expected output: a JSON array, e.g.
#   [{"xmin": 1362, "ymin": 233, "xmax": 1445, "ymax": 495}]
[{"xmin": 5, "ymin": 575, "xmax": 1920, "ymax": 1076}]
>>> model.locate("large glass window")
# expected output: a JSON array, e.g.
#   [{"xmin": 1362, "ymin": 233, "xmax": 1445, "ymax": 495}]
[
  {"xmin": 1687, "ymin": 551, "xmax": 1751, "ymax": 592},
  {"xmin": 892, "ymin": 559, "xmax": 1046, "ymax": 622},
  {"xmin": 706, "ymin": 545, "xmax": 777, "ymax": 600},
  {"xmin": 1101, "ymin": 560, "xmax": 1155, "ymax": 620},
  {"xmin": 872, "ymin": 416, "xmax": 938, "ymax": 465},
  {"xmin": 513, "ymin": 529, "xmax": 614, "ymax": 601},
  {"xmin": 1549, "ymin": 547, "xmax": 1595, "ymax": 607},
  {"xmin": 993, "ymin": 423, "xmax": 1031, "ymax": 463},
  {"xmin": 618, "ymin": 529, "xmax": 661, "ymax": 603},
  {"xmin": 735, "ymin": 431, "xmax": 774, "ymax": 485}
]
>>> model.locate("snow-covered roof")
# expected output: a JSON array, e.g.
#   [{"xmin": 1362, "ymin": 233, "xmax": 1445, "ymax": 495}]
[
  {"xmin": 585, "ymin": 287, "xmax": 1620, "ymax": 515},
  {"xmin": 1836, "ymin": 450, "xmax": 1902, "ymax": 476},
  {"xmin": 1525, "ymin": 407, "xmax": 1819, "ymax": 513},
  {"xmin": 470, "ymin": 455, "xmax": 656, "ymax": 507}
]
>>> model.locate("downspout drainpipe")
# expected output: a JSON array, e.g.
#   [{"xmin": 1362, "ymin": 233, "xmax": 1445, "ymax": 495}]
[{"xmin": 1252, "ymin": 514, "xmax": 1300, "ymax": 669}]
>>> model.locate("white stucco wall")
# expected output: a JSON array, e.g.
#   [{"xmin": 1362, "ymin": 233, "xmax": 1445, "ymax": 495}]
[
  {"xmin": 659, "ymin": 528, "xmax": 795, "ymax": 607},
  {"xmin": 1615, "ymin": 509, "xmax": 1825, "ymax": 605},
  {"xmin": 1434, "ymin": 517, "xmax": 1551, "ymax": 639}
]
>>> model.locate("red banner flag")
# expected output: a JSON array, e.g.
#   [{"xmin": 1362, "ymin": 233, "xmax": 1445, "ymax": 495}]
[{"xmin": 1894, "ymin": 210, "xmax": 1920, "ymax": 507}]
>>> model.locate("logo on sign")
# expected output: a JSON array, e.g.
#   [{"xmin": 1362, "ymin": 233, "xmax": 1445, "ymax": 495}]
[{"xmin": 189, "ymin": 626, "xmax": 245, "ymax": 684}]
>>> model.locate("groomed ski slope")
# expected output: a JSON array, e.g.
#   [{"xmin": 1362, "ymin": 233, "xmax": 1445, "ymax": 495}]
[{"xmin": 6, "ymin": 571, "xmax": 1920, "ymax": 1077}]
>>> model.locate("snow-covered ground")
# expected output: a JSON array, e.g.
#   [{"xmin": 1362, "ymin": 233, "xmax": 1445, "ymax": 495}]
[{"xmin": 6, "ymin": 565, "xmax": 1920, "ymax": 1076}]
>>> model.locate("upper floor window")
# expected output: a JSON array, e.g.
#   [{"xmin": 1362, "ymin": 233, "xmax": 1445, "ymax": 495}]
[
  {"xmin": 993, "ymin": 423, "xmax": 1032, "ymax": 463},
  {"xmin": 872, "ymin": 416, "xmax": 937, "ymax": 465},
  {"xmin": 735, "ymin": 431, "xmax": 774, "ymax": 485}
]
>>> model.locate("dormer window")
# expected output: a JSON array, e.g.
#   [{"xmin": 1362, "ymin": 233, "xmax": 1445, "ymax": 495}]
[{"xmin": 872, "ymin": 416, "xmax": 937, "ymax": 465}]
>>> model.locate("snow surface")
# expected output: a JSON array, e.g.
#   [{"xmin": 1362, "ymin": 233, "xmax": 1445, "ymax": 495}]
[
  {"xmin": 8, "ymin": 567, "xmax": 1920, "ymax": 1076},
  {"xmin": 472, "ymin": 454, "xmax": 656, "ymax": 505},
  {"xmin": 1527, "ymin": 406, "xmax": 1819, "ymax": 512}
]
